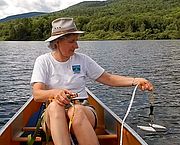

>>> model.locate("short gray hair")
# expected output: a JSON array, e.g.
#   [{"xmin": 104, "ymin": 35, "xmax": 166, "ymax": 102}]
[{"xmin": 47, "ymin": 36, "xmax": 66, "ymax": 50}]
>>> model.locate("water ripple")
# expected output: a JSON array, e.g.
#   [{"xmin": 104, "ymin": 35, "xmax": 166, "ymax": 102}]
[{"xmin": 0, "ymin": 40, "xmax": 180, "ymax": 145}]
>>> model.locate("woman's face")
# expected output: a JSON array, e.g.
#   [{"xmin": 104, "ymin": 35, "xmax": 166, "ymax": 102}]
[{"xmin": 57, "ymin": 34, "xmax": 79, "ymax": 58}]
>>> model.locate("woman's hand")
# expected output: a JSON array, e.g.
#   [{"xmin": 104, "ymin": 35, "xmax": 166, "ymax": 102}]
[
  {"xmin": 32, "ymin": 82, "xmax": 77, "ymax": 103},
  {"xmin": 53, "ymin": 89, "xmax": 77, "ymax": 106},
  {"xmin": 132, "ymin": 78, "xmax": 153, "ymax": 91}
]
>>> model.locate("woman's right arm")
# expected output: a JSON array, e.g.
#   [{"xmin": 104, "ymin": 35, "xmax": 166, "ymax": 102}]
[
  {"xmin": 32, "ymin": 82, "xmax": 75, "ymax": 105},
  {"xmin": 32, "ymin": 82, "xmax": 55, "ymax": 102}
]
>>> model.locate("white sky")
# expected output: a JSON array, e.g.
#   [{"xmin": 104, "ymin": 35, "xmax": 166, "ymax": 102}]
[{"xmin": 0, "ymin": 0, "xmax": 104, "ymax": 19}]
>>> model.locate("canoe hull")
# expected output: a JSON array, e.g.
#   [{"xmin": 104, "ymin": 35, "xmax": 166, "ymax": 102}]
[{"xmin": 0, "ymin": 88, "xmax": 147, "ymax": 145}]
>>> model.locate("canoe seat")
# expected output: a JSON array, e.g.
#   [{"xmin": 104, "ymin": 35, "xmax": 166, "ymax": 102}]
[
  {"xmin": 95, "ymin": 127, "xmax": 117, "ymax": 140},
  {"xmin": 97, "ymin": 134, "xmax": 118, "ymax": 145},
  {"xmin": 97, "ymin": 134, "xmax": 117, "ymax": 140}
]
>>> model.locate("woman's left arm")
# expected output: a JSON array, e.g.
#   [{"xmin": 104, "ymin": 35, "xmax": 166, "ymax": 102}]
[{"xmin": 96, "ymin": 72, "xmax": 153, "ymax": 91}]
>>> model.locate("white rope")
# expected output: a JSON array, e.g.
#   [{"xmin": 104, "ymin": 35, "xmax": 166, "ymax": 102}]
[{"xmin": 120, "ymin": 84, "xmax": 138, "ymax": 145}]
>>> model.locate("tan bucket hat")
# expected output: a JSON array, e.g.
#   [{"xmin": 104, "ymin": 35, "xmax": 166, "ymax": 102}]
[{"xmin": 45, "ymin": 17, "xmax": 84, "ymax": 42}]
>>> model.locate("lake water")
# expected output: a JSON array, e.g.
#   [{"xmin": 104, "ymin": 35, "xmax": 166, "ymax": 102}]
[{"xmin": 0, "ymin": 40, "xmax": 180, "ymax": 145}]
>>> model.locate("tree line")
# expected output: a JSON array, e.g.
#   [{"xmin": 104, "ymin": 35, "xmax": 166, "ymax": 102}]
[{"xmin": 0, "ymin": 0, "xmax": 179, "ymax": 40}]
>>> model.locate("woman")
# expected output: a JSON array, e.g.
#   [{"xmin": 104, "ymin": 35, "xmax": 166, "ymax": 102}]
[{"xmin": 31, "ymin": 18, "xmax": 153, "ymax": 145}]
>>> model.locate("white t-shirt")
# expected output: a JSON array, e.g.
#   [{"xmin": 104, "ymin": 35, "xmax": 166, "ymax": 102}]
[{"xmin": 30, "ymin": 52, "xmax": 105, "ymax": 99}]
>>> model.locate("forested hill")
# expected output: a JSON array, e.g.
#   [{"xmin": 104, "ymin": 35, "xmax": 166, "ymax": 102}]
[
  {"xmin": 0, "ymin": 12, "xmax": 47, "ymax": 22},
  {"xmin": 0, "ymin": 0, "xmax": 179, "ymax": 40}
]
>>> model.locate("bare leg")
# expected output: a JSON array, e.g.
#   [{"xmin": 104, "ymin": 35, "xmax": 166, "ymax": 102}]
[
  {"xmin": 45, "ymin": 101, "xmax": 71, "ymax": 145},
  {"xmin": 68, "ymin": 105, "xmax": 99, "ymax": 145}
]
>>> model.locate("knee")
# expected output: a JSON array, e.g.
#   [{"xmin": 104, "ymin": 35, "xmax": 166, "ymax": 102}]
[
  {"xmin": 47, "ymin": 101, "xmax": 65, "ymax": 118},
  {"xmin": 68, "ymin": 105, "xmax": 86, "ymax": 128}
]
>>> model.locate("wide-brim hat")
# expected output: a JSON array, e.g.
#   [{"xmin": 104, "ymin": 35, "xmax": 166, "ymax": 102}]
[{"xmin": 45, "ymin": 17, "xmax": 84, "ymax": 42}]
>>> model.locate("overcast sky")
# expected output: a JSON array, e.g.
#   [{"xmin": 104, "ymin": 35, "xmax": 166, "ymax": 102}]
[{"xmin": 0, "ymin": 0, "xmax": 104, "ymax": 19}]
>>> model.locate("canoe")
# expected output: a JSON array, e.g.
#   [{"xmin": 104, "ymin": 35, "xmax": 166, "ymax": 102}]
[{"xmin": 0, "ymin": 88, "xmax": 147, "ymax": 145}]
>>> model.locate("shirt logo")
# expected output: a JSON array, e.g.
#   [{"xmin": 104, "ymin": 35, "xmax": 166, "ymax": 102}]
[{"xmin": 72, "ymin": 65, "xmax": 81, "ymax": 74}]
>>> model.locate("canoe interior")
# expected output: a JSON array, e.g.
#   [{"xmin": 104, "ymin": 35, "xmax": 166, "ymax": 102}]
[
  {"xmin": 87, "ymin": 88, "xmax": 146, "ymax": 145},
  {"xmin": 0, "ymin": 97, "xmax": 41, "ymax": 145},
  {"xmin": 0, "ymin": 88, "xmax": 147, "ymax": 145}
]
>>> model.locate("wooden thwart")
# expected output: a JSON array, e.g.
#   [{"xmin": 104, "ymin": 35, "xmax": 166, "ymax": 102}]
[
  {"xmin": 13, "ymin": 126, "xmax": 43, "ymax": 142},
  {"xmin": 13, "ymin": 136, "xmax": 41, "ymax": 142},
  {"xmin": 22, "ymin": 127, "xmax": 43, "ymax": 131},
  {"xmin": 14, "ymin": 126, "xmax": 116, "ymax": 144}
]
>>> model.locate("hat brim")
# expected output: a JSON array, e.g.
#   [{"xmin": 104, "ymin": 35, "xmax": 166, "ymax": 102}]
[{"xmin": 45, "ymin": 31, "xmax": 84, "ymax": 42}]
